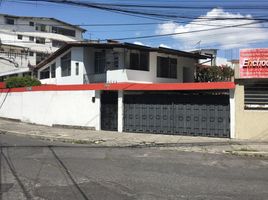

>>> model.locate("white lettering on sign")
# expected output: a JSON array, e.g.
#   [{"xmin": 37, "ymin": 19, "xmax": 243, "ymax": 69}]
[{"xmin": 242, "ymin": 59, "xmax": 268, "ymax": 68}]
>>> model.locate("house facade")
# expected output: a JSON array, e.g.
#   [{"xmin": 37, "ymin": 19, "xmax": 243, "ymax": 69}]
[
  {"xmin": 36, "ymin": 42, "xmax": 206, "ymax": 84},
  {"xmin": 0, "ymin": 13, "xmax": 85, "ymax": 80},
  {"xmin": 0, "ymin": 42, "xmax": 237, "ymax": 139}
]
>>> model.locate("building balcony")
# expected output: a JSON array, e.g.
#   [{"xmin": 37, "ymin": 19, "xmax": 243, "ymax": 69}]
[
  {"xmin": 83, "ymin": 73, "xmax": 106, "ymax": 84},
  {"xmin": 83, "ymin": 68, "xmax": 182, "ymax": 84}
]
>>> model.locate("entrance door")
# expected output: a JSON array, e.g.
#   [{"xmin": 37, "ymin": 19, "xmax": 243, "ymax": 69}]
[{"xmin": 101, "ymin": 91, "xmax": 118, "ymax": 131}]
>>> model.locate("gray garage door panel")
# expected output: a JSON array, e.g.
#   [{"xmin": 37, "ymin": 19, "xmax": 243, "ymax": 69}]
[{"xmin": 123, "ymin": 93, "xmax": 230, "ymax": 138}]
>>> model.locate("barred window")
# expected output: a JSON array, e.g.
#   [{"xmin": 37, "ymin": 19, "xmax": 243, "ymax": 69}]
[
  {"xmin": 244, "ymin": 83, "xmax": 268, "ymax": 110},
  {"xmin": 95, "ymin": 51, "xmax": 106, "ymax": 73},
  {"xmin": 129, "ymin": 51, "xmax": 149, "ymax": 71},
  {"xmin": 157, "ymin": 56, "xmax": 177, "ymax": 79}
]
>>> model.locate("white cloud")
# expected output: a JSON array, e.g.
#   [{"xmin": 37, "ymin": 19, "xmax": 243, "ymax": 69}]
[
  {"xmin": 133, "ymin": 41, "xmax": 144, "ymax": 46},
  {"xmin": 159, "ymin": 43, "xmax": 171, "ymax": 48},
  {"xmin": 156, "ymin": 8, "xmax": 268, "ymax": 49}
]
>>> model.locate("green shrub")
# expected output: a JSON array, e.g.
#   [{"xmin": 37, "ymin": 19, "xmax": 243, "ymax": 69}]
[
  {"xmin": 5, "ymin": 76, "xmax": 41, "ymax": 88},
  {"xmin": 195, "ymin": 65, "xmax": 234, "ymax": 82}
]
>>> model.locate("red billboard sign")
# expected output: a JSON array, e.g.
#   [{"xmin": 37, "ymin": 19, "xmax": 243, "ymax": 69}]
[{"xmin": 240, "ymin": 48, "xmax": 268, "ymax": 78}]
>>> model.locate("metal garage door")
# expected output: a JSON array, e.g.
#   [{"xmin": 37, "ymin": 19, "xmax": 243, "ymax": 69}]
[
  {"xmin": 101, "ymin": 91, "xmax": 118, "ymax": 131},
  {"xmin": 123, "ymin": 92, "xmax": 230, "ymax": 138}
]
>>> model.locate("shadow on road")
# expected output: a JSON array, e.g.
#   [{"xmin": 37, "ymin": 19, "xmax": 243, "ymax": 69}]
[{"xmin": 0, "ymin": 145, "xmax": 92, "ymax": 200}]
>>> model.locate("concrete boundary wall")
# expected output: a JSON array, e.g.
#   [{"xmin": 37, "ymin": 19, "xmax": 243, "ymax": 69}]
[
  {"xmin": 0, "ymin": 90, "xmax": 100, "ymax": 130},
  {"xmin": 235, "ymin": 84, "xmax": 268, "ymax": 140},
  {"xmin": 0, "ymin": 82, "xmax": 236, "ymax": 138}
]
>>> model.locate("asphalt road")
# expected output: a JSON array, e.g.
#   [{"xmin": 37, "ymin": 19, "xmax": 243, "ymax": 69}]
[{"xmin": 0, "ymin": 134, "xmax": 267, "ymax": 200}]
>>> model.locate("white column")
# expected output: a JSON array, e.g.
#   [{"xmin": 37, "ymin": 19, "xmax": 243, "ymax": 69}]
[
  {"xmin": 95, "ymin": 90, "xmax": 101, "ymax": 131},
  {"xmin": 118, "ymin": 90, "xmax": 124, "ymax": 132},
  {"xmin": 229, "ymin": 89, "xmax": 235, "ymax": 139}
]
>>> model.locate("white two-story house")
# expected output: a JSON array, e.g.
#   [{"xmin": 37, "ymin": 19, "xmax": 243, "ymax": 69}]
[
  {"xmin": 0, "ymin": 13, "xmax": 86, "ymax": 80},
  {"xmin": 36, "ymin": 41, "xmax": 207, "ymax": 84}
]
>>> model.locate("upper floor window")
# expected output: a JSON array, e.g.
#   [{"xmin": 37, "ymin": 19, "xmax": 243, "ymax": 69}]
[
  {"xmin": 113, "ymin": 52, "xmax": 119, "ymax": 69},
  {"xmin": 5, "ymin": 17, "xmax": 15, "ymax": 25},
  {"xmin": 61, "ymin": 52, "xmax": 71, "ymax": 77},
  {"xmin": 36, "ymin": 52, "xmax": 48, "ymax": 65},
  {"xmin": 75, "ymin": 62, "xmax": 79, "ymax": 75},
  {"xmin": 95, "ymin": 51, "xmax": 106, "ymax": 73},
  {"xmin": 36, "ymin": 37, "xmax": 46, "ymax": 44},
  {"xmin": 28, "ymin": 51, "xmax": 34, "ymax": 57},
  {"xmin": 29, "ymin": 36, "xmax": 34, "ymax": 41},
  {"xmin": 29, "ymin": 21, "xmax": 34, "ymax": 26},
  {"xmin": 17, "ymin": 35, "xmax": 23, "ymax": 40},
  {"xmin": 52, "ymin": 26, "xmax": 76, "ymax": 37},
  {"xmin": 52, "ymin": 40, "xmax": 66, "ymax": 48},
  {"xmin": 36, "ymin": 23, "xmax": 47, "ymax": 32},
  {"xmin": 129, "ymin": 50, "xmax": 149, "ymax": 71},
  {"xmin": 157, "ymin": 56, "xmax": 177, "ymax": 79}
]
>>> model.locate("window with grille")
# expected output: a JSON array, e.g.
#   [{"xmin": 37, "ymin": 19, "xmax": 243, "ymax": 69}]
[
  {"xmin": 157, "ymin": 56, "xmax": 177, "ymax": 78},
  {"xmin": 52, "ymin": 26, "xmax": 76, "ymax": 37},
  {"xmin": 129, "ymin": 51, "xmax": 149, "ymax": 71},
  {"xmin": 95, "ymin": 51, "xmax": 106, "ymax": 73},
  {"xmin": 244, "ymin": 83, "xmax": 268, "ymax": 110},
  {"xmin": 5, "ymin": 17, "xmax": 15, "ymax": 25}
]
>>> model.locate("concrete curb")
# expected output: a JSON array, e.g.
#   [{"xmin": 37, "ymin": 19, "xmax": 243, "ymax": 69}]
[{"xmin": 1, "ymin": 128, "xmax": 268, "ymax": 158}]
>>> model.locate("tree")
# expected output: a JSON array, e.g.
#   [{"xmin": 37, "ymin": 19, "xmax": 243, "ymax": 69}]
[{"xmin": 195, "ymin": 65, "xmax": 234, "ymax": 82}]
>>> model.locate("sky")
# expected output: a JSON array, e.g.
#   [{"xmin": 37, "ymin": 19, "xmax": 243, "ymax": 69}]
[{"xmin": 1, "ymin": 0, "xmax": 268, "ymax": 60}]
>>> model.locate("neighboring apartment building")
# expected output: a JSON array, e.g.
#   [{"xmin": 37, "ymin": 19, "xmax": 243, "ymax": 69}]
[
  {"xmin": 0, "ymin": 13, "xmax": 86, "ymax": 80},
  {"xmin": 36, "ymin": 42, "xmax": 208, "ymax": 85}
]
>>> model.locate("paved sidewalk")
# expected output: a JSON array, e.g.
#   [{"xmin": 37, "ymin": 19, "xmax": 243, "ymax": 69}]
[{"xmin": 0, "ymin": 118, "xmax": 268, "ymax": 157}]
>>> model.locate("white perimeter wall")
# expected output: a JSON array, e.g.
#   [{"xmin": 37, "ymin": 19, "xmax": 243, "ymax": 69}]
[{"xmin": 0, "ymin": 90, "xmax": 100, "ymax": 130}]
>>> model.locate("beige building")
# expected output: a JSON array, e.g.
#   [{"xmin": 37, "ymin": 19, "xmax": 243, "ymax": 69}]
[{"xmin": 234, "ymin": 48, "xmax": 268, "ymax": 140}]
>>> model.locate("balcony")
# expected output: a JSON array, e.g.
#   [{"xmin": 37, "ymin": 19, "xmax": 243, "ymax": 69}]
[
  {"xmin": 83, "ymin": 73, "xmax": 106, "ymax": 84},
  {"xmin": 83, "ymin": 68, "xmax": 180, "ymax": 84}
]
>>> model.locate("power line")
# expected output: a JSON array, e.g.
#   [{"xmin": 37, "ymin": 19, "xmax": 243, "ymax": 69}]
[
  {"xmin": 101, "ymin": 20, "xmax": 268, "ymax": 41},
  {"xmin": 12, "ymin": 0, "xmax": 268, "ymax": 22}
]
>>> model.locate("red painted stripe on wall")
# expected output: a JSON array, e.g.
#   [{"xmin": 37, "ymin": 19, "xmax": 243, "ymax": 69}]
[{"xmin": 0, "ymin": 82, "xmax": 235, "ymax": 93}]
